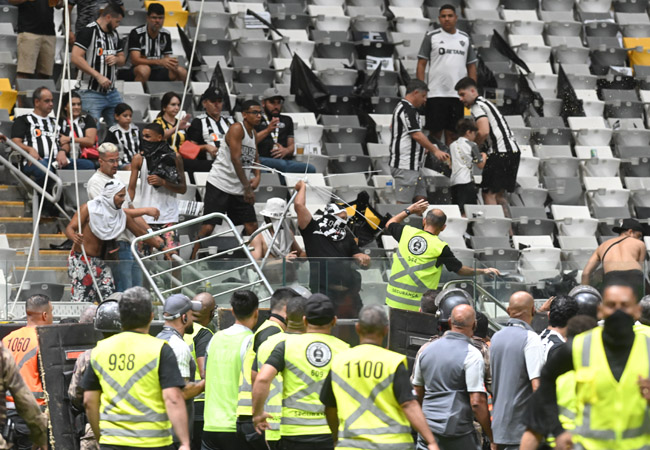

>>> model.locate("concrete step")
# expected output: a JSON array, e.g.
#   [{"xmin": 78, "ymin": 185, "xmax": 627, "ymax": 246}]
[
  {"xmin": 6, "ymin": 233, "xmax": 68, "ymax": 250},
  {"xmin": 13, "ymin": 266, "xmax": 70, "ymax": 285},
  {"xmin": 15, "ymin": 250, "xmax": 70, "ymax": 262},
  {"xmin": 0, "ymin": 201, "xmax": 26, "ymax": 218},
  {"xmin": 0, "ymin": 185, "xmax": 24, "ymax": 202},
  {"xmin": 0, "ymin": 217, "xmax": 60, "ymax": 234}
]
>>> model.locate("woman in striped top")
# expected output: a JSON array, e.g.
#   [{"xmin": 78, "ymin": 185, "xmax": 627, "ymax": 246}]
[
  {"xmin": 58, "ymin": 91, "xmax": 99, "ymax": 164},
  {"xmin": 154, "ymin": 91, "xmax": 190, "ymax": 152},
  {"xmin": 103, "ymin": 103, "xmax": 140, "ymax": 169}
]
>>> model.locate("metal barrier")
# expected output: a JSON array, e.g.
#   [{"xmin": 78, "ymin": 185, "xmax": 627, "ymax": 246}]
[
  {"xmin": 131, "ymin": 213, "xmax": 274, "ymax": 304},
  {"xmin": 442, "ymin": 279, "xmax": 509, "ymax": 331}
]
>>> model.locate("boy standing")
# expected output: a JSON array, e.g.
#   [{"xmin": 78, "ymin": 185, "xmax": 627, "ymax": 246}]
[{"xmin": 449, "ymin": 118, "xmax": 486, "ymax": 215}]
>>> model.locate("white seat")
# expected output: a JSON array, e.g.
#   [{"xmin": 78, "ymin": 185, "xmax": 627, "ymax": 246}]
[
  {"xmin": 568, "ymin": 116, "xmax": 612, "ymax": 146},
  {"xmin": 465, "ymin": 0, "xmax": 499, "ymax": 8},
  {"xmin": 285, "ymin": 173, "xmax": 332, "ymax": 205},
  {"xmin": 348, "ymin": 7, "xmax": 390, "ymax": 32},
  {"xmin": 426, "ymin": 204, "xmax": 468, "ymax": 237},
  {"xmin": 464, "ymin": 205, "xmax": 512, "ymax": 237},
  {"xmin": 371, "ymin": 175, "xmax": 396, "ymax": 203},
  {"xmin": 625, "ymin": 177, "xmax": 650, "ymax": 208},
  {"xmin": 574, "ymin": 89, "xmax": 605, "ymax": 117},
  {"xmin": 228, "ymin": 3, "xmax": 266, "ymax": 28},
  {"xmin": 387, "ymin": 0, "xmax": 424, "ymax": 7},
  {"xmin": 327, "ymin": 173, "xmax": 372, "ymax": 203},
  {"xmin": 308, "ymin": 6, "xmax": 351, "ymax": 31},
  {"xmin": 391, "ymin": 32, "xmax": 423, "ymax": 59},
  {"xmin": 502, "ymin": 10, "xmax": 544, "ymax": 35},
  {"xmin": 577, "ymin": 0, "xmax": 612, "ymax": 13},
  {"xmin": 584, "ymin": 177, "xmax": 630, "ymax": 208},
  {"xmin": 527, "ymin": 73, "xmax": 557, "ymax": 90},
  {"xmin": 367, "ymin": 143, "xmax": 390, "ymax": 174},
  {"xmin": 551, "ymin": 204, "xmax": 599, "ymax": 236},
  {"xmin": 517, "ymin": 155, "xmax": 540, "ymax": 177},
  {"xmin": 389, "ymin": 7, "xmax": 429, "ymax": 33},
  {"xmin": 611, "ymin": 119, "xmax": 650, "ymax": 147},
  {"xmin": 273, "ymin": 30, "xmax": 316, "ymax": 60},
  {"xmin": 514, "ymin": 176, "xmax": 549, "ymax": 207},
  {"xmin": 381, "ymin": 235, "xmax": 398, "ymax": 251},
  {"xmin": 369, "ymin": 113, "xmax": 392, "ymax": 144},
  {"xmin": 513, "ymin": 235, "xmax": 562, "ymax": 275},
  {"xmin": 317, "ymin": 67, "xmax": 357, "ymax": 85},
  {"xmin": 558, "ymin": 235, "xmax": 598, "ymax": 269},
  {"xmin": 508, "ymin": 35, "xmax": 551, "ymax": 64},
  {"xmin": 284, "ymin": 112, "xmax": 324, "ymax": 153},
  {"xmin": 536, "ymin": 145, "xmax": 579, "ymax": 178},
  {"xmin": 575, "ymin": 146, "xmax": 620, "ymax": 177}
]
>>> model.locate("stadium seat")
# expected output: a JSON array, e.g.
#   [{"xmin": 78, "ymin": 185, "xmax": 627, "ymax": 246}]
[
  {"xmin": 274, "ymin": 30, "xmax": 316, "ymax": 60},
  {"xmin": 308, "ymin": 6, "xmax": 351, "ymax": 32},
  {"xmin": 348, "ymin": 6, "xmax": 389, "ymax": 33},
  {"xmin": 368, "ymin": 113, "xmax": 391, "ymax": 145},
  {"xmin": 371, "ymin": 175, "xmax": 396, "ymax": 203},
  {"xmin": 314, "ymin": 64, "xmax": 357, "ymax": 87},
  {"xmin": 558, "ymin": 236, "xmax": 598, "ymax": 270},
  {"xmin": 195, "ymin": 28, "xmax": 233, "ymax": 58},
  {"xmin": 544, "ymin": 176, "xmax": 585, "ymax": 205},
  {"xmin": 617, "ymin": 146, "xmax": 650, "ymax": 177},
  {"xmin": 390, "ymin": 7, "xmax": 430, "ymax": 33},
  {"xmin": 545, "ymin": 20, "xmax": 583, "ymax": 38},
  {"xmin": 625, "ymin": 177, "xmax": 650, "ymax": 207},
  {"xmin": 502, "ymin": 0, "xmax": 538, "ymax": 9},
  {"xmin": 513, "ymin": 235, "xmax": 562, "ymax": 282},
  {"xmin": 233, "ymin": 57, "xmax": 275, "ymax": 85},
  {"xmin": 575, "ymin": 146, "xmax": 621, "ymax": 177},
  {"xmin": 503, "ymin": 11, "xmax": 544, "ymax": 35},
  {"xmin": 0, "ymin": 78, "xmax": 16, "ymax": 114},
  {"xmin": 270, "ymin": 5, "xmax": 311, "ymax": 29},
  {"xmin": 228, "ymin": 3, "xmax": 266, "ymax": 28},
  {"xmin": 568, "ymin": 116, "xmax": 613, "ymax": 146},
  {"xmin": 391, "ymin": 32, "xmax": 424, "ymax": 60},
  {"xmin": 324, "ymin": 143, "xmax": 371, "ymax": 173},
  {"xmin": 285, "ymin": 173, "xmax": 332, "ymax": 205},
  {"xmin": 529, "ymin": 117, "xmax": 572, "ymax": 146},
  {"xmin": 551, "ymin": 204, "xmax": 599, "ymax": 236},
  {"xmin": 611, "ymin": 120, "xmax": 650, "ymax": 147},
  {"xmin": 0, "ymin": 6, "xmax": 18, "ymax": 31},
  {"xmin": 284, "ymin": 113, "xmax": 324, "ymax": 154},
  {"xmin": 465, "ymin": 0, "xmax": 499, "ymax": 8},
  {"xmin": 510, "ymin": 206, "xmax": 555, "ymax": 236},
  {"xmin": 584, "ymin": 21, "xmax": 620, "ymax": 38},
  {"xmin": 230, "ymin": 30, "xmax": 273, "ymax": 59},
  {"xmin": 464, "ymin": 205, "xmax": 512, "ymax": 237},
  {"xmin": 321, "ymin": 116, "xmax": 366, "ymax": 144},
  {"xmin": 513, "ymin": 177, "xmax": 549, "ymax": 207},
  {"xmin": 573, "ymin": 89, "xmax": 605, "ymax": 117},
  {"xmin": 327, "ymin": 173, "xmax": 373, "ymax": 203},
  {"xmin": 613, "ymin": 0, "xmax": 648, "ymax": 13},
  {"xmin": 255, "ymin": 173, "xmax": 289, "ymax": 203},
  {"xmin": 313, "ymin": 31, "xmax": 356, "ymax": 60},
  {"xmin": 508, "ymin": 35, "xmax": 551, "ymax": 64},
  {"xmin": 584, "ymin": 176, "xmax": 630, "ymax": 207},
  {"xmin": 578, "ymin": 0, "xmax": 613, "ymax": 13},
  {"xmin": 537, "ymin": 145, "xmax": 579, "ymax": 178},
  {"xmin": 517, "ymin": 146, "xmax": 540, "ymax": 177}
]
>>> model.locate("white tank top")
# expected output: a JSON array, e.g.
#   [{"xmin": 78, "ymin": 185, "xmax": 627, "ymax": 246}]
[
  {"xmin": 207, "ymin": 122, "xmax": 257, "ymax": 196},
  {"xmin": 138, "ymin": 158, "xmax": 179, "ymax": 224}
]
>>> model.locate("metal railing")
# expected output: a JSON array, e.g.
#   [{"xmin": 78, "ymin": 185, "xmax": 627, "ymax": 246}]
[
  {"xmin": 131, "ymin": 213, "xmax": 274, "ymax": 304},
  {"xmin": 442, "ymin": 279, "xmax": 509, "ymax": 331}
]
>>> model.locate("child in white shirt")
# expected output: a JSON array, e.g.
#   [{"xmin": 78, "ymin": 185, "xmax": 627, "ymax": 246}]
[{"xmin": 449, "ymin": 118, "xmax": 487, "ymax": 215}]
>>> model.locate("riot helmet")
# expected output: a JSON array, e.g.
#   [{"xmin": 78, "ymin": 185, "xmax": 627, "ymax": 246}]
[
  {"xmin": 568, "ymin": 285, "xmax": 602, "ymax": 319},
  {"xmin": 435, "ymin": 288, "xmax": 472, "ymax": 328},
  {"xmin": 94, "ymin": 295, "xmax": 122, "ymax": 333}
]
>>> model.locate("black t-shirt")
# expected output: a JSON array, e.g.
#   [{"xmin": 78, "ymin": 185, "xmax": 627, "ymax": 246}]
[
  {"xmin": 16, "ymin": 0, "xmax": 55, "ymax": 35},
  {"xmin": 320, "ymin": 360, "xmax": 415, "ymax": 407},
  {"xmin": 193, "ymin": 327, "xmax": 213, "ymax": 360},
  {"xmin": 387, "ymin": 223, "xmax": 463, "ymax": 273},
  {"xmin": 253, "ymin": 326, "xmax": 282, "ymax": 354},
  {"xmin": 255, "ymin": 114, "xmax": 294, "ymax": 159},
  {"xmin": 81, "ymin": 343, "xmax": 185, "ymax": 391},
  {"xmin": 301, "ymin": 218, "xmax": 361, "ymax": 259}
]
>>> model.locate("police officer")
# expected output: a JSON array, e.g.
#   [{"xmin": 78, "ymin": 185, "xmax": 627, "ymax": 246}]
[
  {"xmin": 237, "ymin": 288, "xmax": 296, "ymax": 450},
  {"xmin": 320, "ymin": 305, "xmax": 440, "ymax": 450},
  {"xmin": 202, "ymin": 290, "xmax": 259, "ymax": 450},
  {"xmin": 523, "ymin": 280, "xmax": 650, "ymax": 450},
  {"xmin": 255, "ymin": 296, "xmax": 307, "ymax": 450},
  {"xmin": 252, "ymin": 294, "xmax": 349, "ymax": 450},
  {"xmin": 69, "ymin": 295, "xmax": 123, "ymax": 450},
  {"xmin": 569, "ymin": 285, "xmax": 602, "ymax": 319},
  {"xmin": 3, "ymin": 294, "xmax": 52, "ymax": 450},
  {"xmin": 81, "ymin": 287, "xmax": 190, "ymax": 450},
  {"xmin": 385, "ymin": 200, "xmax": 499, "ymax": 311}
]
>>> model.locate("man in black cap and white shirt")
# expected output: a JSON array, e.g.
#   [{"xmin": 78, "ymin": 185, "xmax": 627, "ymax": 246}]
[
  {"xmin": 255, "ymin": 87, "xmax": 316, "ymax": 174},
  {"xmin": 184, "ymin": 86, "xmax": 235, "ymax": 181},
  {"xmin": 582, "ymin": 218, "xmax": 647, "ymax": 298},
  {"xmin": 157, "ymin": 294, "xmax": 207, "ymax": 445}
]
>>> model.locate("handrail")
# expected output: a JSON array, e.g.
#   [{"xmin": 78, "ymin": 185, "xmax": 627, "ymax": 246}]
[
  {"xmin": 0, "ymin": 140, "xmax": 66, "ymax": 209},
  {"xmin": 442, "ymin": 278, "xmax": 508, "ymax": 331}
]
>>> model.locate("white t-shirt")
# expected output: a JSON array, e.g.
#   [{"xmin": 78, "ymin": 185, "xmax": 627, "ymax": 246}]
[
  {"xmin": 137, "ymin": 159, "xmax": 179, "ymax": 224},
  {"xmin": 418, "ymin": 28, "xmax": 478, "ymax": 98},
  {"xmin": 87, "ymin": 170, "xmax": 134, "ymax": 243},
  {"xmin": 449, "ymin": 136, "xmax": 478, "ymax": 186},
  {"xmin": 207, "ymin": 122, "xmax": 257, "ymax": 196}
]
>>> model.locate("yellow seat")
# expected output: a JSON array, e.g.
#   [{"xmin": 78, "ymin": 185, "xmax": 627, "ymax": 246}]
[
  {"xmin": 144, "ymin": 0, "xmax": 188, "ymax": 27},
  {"xmin": 624, "ymin": 37, "xmax": 650, "ymax": 68},
  {"xmin": 0, "ymin": 78, "xmax": 17, "ymax": 114}
]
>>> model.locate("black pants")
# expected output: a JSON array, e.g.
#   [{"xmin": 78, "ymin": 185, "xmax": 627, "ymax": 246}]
[
  {"xmin": 236, "ymin": 417, "xmax": 268, "ymax": 450},
  {"xmin": 201, "ymin": 431, "xmax": 241, "ymax": 450},
  {"xmin": 9, "ymin": 410, "xmax": 38, "ymax": 450},
  {"xmin": 280, "ymin": 436, "xmax": 334, "ymax": 450},
  {"xmin": 192, "ymin": 420, "xmax": 204, "ymax": 450}
]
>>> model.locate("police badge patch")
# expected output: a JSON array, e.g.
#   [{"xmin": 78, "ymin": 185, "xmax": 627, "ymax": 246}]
[
  {"xmin": 306, "ymin": 341, "xmax": 332, "ymax": 368},
  {"xmin": 408, "ymin": 236, "xmax": 428, "ymax": 255}
]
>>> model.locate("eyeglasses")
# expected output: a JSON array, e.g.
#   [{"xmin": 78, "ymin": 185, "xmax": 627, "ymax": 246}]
[
  {"xmin": 102, "ymin": 158, "xmax": 120, "ymax": 164},
  {"xmin": 246, "ymin": 110, "xmax": 262, "ymax": 115}
]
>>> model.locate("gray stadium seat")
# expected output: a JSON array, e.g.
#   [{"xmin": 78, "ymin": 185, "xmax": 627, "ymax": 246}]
[
  {"xmin": 528, "ymin": 117, "xmax": 572, "ymax": 146},
  {"xmin": 510, "ymin": 206, "xmax": 555, "ymax": 236}
]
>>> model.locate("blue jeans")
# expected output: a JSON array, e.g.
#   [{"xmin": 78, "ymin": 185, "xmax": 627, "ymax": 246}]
[
  {"xmin": 22, "ymin": 158, "xmax": 96, "ymax": 185},
  {"xmin": 259, "ymin": 156, "xmax": 316, "ymax": 176},
  {"xmin": 110, "ymin": 241, "xmax": 142, "ymax": 292},
  {"xmin": 78, "ymin": 88, "xmax": 122, "ymax": 126}
]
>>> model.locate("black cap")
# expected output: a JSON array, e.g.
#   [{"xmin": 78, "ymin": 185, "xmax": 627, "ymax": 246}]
[
  {"xmin": 201, "ymin": 86, "xmax": 224, "ymax": 102},
  {"xmin": 305, "ymin": 294, "xmax": 335, "ymax": 325},
  {"xmin": 612, "ymin": 218, "xmax": 644, "ymax": 235}
]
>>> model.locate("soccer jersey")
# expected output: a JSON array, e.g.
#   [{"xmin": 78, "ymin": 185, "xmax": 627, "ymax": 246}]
[
  {"xmin": 74, "ymin": 21, "xmax": 123, "ymax": 92},
  {"xmin": 470, "ymin": 96, "xmax": 520, "ymax": 155},
  {"xmin": 389, "ymin": 99, "xmax": 425, "ymax": 171}
]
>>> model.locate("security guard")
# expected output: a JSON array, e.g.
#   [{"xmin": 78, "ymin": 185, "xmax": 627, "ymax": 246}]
[
  {"xmin": 385, "ymin": 200, "xmax": 499, "ymax": 311},
  {"xmin": 255, "ymin": 296, "xmax": 308, "ymax": 450},
  {"xmin": 522, "ymin": 281, "xmax": 650, "ymax": 450},
  {"xmin": 202, "ymin": 290, "xmax": 259, "ymax": 450},
  {"xmin": 80, "ymin": 287, "xmax": 190, "ymax": 450},
  {"xmin": 237, "ymin": 288, "xmax": 296, "ymax": 449},
  {"xmin": 184, "ymin": 292, "xmax": 216, "ymax": 449},
  {"xmin": 3, "ymin": 294, "xmax": 52, "ymax": 449},
  {"xmin": 252, "ymin": 294, "xmax": 349, "ymax": 450},
  {"xmin": 320, "ymin": 305, "xmax": 440, "ymax": 450}
]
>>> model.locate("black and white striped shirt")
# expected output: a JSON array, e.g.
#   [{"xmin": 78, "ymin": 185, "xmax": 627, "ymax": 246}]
[
  {"xmin": 74, "ymin": 21, "xmax": 123, "ymax": 92},
  {"xmin": 58, "ymin": 114, "xmax": 97, "ymax": 140},
  {"xmin": 127, "ymin": 25, "xmax": 173, "ymax": 60},
  {"xmin": 186, "ymin": 113, "xmax": 234, "ymax": 146},
  {"xmin": 389, "ymin": 99, "xmax": 424, "ymax": 171},
  {"xmin": 470, "ymin": 96, "xmax": 520, "ymax": 155},
  {"xmin": 11, "ymin": 112, "xmax": 60, "ymax": 160},
  {"xmin": 104, "ymin": 124, "xmax": 140, "ymax": 165}
]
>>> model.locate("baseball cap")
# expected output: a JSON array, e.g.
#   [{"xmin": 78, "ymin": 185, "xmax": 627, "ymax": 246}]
[
  {"xmin": 262, "ymin": 86, "xmax": 285, "ymax": 101},
  {"xmin": 612, "ymin": 218, "xmax": 644, "ymax": 235},
  {"xmin": 260, "ymin": 197, "xmax": 287, "ymax": 220},
  {"xmin": 201, "ymin": 86, "xmax": 224, "ymax": 102},
  {"xmin": 304, "ymin": 294, "xmax": 335, "ymax": 325},
  {"xmin": 163, "ymin": 294, "xmax": 202, "ymax": 319}
]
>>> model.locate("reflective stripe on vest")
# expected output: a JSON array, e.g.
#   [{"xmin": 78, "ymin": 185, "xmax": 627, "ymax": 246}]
[
  {"xmin": 256, "ymin": 332, "xmax": 288, "ymax": 440},
  {"xmin": 3, "ymin": 327, "xmax": 45, "ymax": 407},
  {"xmin": 572, "ymin": 328, "xmax": 650, "ymax": 449},
  {"xmin": 184, "ymin": 323, "xmax": 212, "ymax": 402},
  {"xmin": 91, "ymin": 332, "xmax": 171, "ymax": 448},
  {"xmin": 237, "ymin": 320, "xmax": 282, "ymax": 416},
  {"xmin": 386, "ymin": 226, "xmax": 446, "ymax": 312}
]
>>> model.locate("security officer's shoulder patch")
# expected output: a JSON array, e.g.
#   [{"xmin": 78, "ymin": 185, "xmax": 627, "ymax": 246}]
[
  {"xmin": 408, "ymin": 236, "xmax": 428, "ymax": 255},
  {"xmin": 306, "ymin": 341, "xmax": 332, "ymax": 368}
]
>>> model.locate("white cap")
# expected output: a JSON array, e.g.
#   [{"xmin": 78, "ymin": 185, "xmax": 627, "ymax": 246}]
[{"xmin": 260, "ymin": 197, "xmax": 287, "ymax": 219}]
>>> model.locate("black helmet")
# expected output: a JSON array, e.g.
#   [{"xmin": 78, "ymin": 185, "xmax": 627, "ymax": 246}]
[
  {"xmin": 95, "ymin": 297, "xmax": 122, "ymax": 333},
  {"xmin": 435, "ymin": 288, "xmax": 472, "ymax": 323},
  {"xmin": 568, "ymin": 285, "xmax": 602, "ymax": 319}
]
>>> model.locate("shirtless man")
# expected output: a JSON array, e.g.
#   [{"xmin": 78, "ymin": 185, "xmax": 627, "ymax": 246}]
[
  {"xmin": 582, "ymin": 218, "xmax": 647, "ymax": 297},
  {"xmin": 65, "ymin": 180, "xmax": 162, "ymax": 302}
]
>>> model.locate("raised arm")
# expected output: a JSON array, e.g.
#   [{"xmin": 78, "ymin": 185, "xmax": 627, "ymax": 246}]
[{"xmin": 293, "ymin": 180, "xmax": 312, "ymax": 230}]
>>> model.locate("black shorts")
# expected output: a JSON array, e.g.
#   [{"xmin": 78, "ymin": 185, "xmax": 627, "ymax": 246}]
[
  {"xmin": 425, "ymin": 97, "xmax": 465, "ymax": 134},
  {"xmin": 129, "ymin": 64, "xmax": 170, "ymax": 81},
  {"xmin": 480, "ymin": 151, "xmax": 521, "ymax": 194},
  {"xmin": 201, "ymin": 431, "xmax": 241, "ymax": 450},
  {"xmin": 451, "ymin": 182, "xmax": 478, "ymax": 213},
  {"xmin": 204, "ymin": 182, "xmax": 257, "ymax": 226}
]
